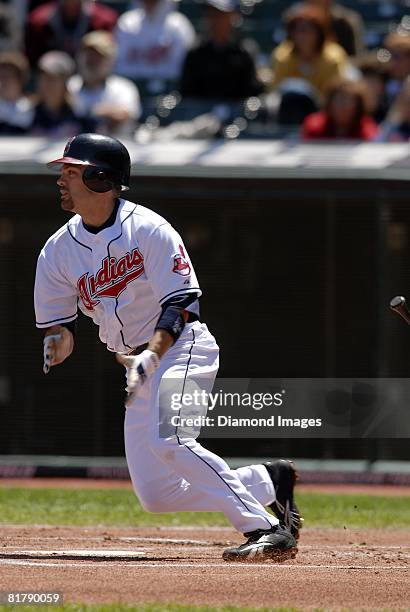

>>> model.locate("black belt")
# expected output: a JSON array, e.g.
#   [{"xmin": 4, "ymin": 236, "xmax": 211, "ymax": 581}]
[{"xmin": 128, "ymin": 342, "xmax": 149, "ymax": 356}]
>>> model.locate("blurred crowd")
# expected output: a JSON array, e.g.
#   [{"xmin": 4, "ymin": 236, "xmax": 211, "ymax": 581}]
[{"xmin": 0, "ymin": 0, "xmax": 409, "ymax": 141}]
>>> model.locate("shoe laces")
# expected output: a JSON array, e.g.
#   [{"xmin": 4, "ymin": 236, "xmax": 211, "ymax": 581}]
[
  {"xmin": 275, "ymin": 499, "xmax": 301, "ymax": 530},
  {"xmin": 243, "ymin": 526, "xmax": 277, "ymax": 542}
]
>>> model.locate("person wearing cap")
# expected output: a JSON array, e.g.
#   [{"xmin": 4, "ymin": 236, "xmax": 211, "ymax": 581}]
[
  {"xmin": 0, "ymin": 51, "xmax": 33, "ymax": 134},
  {"xmin": 179, "ymin": 0, "xmax": 263, "ymax": 101},
  {"xmin": 114, "ymin": 0, "xmax": 195, "ymax": 82},
  {"xmin": 25, "ymin": 0, "xmax": 118, "ymax": 67},
  {"xmin": 29, "ymin": 50, "xmax": 94, "ymax": 137},
  {"xmin": 68, "ymin": 31, "xmax": 141, "ymax": 138},
  {"xmin": 269, "ymin": 3, "xmax": 349, "ymax": 99}
]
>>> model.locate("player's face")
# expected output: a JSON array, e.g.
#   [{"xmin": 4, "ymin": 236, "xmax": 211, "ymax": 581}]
[{"xmin": 57, "ymin": 164, "xmax": 88, "ymax": 212}]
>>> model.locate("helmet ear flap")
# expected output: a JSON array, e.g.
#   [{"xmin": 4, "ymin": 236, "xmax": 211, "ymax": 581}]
[{"xmin": 82, "ymin": 167, "xmax": 113, "ymax": 193}]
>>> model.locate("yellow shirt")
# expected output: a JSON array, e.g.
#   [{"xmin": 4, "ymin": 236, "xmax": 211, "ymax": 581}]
[{"xmin": 270, "ymin": 40, "xmax": 348, "ymax": 97}]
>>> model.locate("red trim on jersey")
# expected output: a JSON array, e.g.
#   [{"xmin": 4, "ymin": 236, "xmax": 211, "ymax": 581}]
[{"xmin": 97, "ymin": 268, "xmax": 144, "ymax": 299}]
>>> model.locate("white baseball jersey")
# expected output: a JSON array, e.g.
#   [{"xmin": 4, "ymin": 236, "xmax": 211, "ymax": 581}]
[
  {"xmin": 114, "ymin": 2, "xmax": 195, "ymax": 80},
  {"xmin": 34, "ymin": 199, "xmax": 200, "ymax": 352}
]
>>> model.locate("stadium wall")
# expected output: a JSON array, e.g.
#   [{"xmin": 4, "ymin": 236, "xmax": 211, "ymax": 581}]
[{"xmin": 0, "ymin": 170, "xmax": 409, "ymax": 461}]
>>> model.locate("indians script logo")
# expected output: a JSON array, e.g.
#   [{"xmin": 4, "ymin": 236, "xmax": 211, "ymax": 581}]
[
  {"xmin": 77, "ymin": 248, "xmax": 144, "ymax": 311},
  {"xmin": 172, "ymin": 245, "xmax": 190, "ymax": 276}
]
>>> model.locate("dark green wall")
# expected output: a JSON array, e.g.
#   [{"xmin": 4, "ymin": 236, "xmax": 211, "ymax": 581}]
[{"xmin": 0, "ymin": 174, "xmax": 408, "ymax": 459}]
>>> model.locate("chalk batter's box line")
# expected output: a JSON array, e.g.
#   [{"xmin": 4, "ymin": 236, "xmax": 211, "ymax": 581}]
[
  {"xmin": 0, "ymin": 559, "xmax": 408, "ymax": 571},
  {"xmin": 0, "ymin": 536, "xmax": 212, "ymax": 546}
]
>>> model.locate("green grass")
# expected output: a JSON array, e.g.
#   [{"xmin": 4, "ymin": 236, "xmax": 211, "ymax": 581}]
[
  {"xmin": 0, "ymin": 606, "xmax": 304, "ymax": 612},
  {"xmin": 0, "ymin": 488, "xmax": 224, "ymax": 527},
  {"xmin": 0, "ymin": 488, "xmax": 409, "ymax": 529}
]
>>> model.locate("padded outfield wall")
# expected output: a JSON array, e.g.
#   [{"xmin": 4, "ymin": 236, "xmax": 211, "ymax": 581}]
[{"xmin": 0, "ymin": 139, "xmax": 409, "ymax": 461}]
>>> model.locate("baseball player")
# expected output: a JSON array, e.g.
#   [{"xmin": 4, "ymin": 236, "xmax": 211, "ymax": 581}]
[{"xmin": 34, "ymin": 133, "xmax": 303, "ymax": 561}]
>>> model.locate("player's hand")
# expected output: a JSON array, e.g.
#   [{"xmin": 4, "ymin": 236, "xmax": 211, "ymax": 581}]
[
  {"xmin": 43, "ymin": 327, "xmax": 74, "ymax": 374},
  {"xmin": 116, "ymin": 349, "xmax": 160, "ymax": 405}
]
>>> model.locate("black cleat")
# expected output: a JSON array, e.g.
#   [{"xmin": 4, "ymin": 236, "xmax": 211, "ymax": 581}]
[
  {"xmin": 264, "ymin": 459, "xmax": 304, "ymax": 540},
  {"xmin": 222, "ymin": 524, "xmax": 297, "ymax": 562}
]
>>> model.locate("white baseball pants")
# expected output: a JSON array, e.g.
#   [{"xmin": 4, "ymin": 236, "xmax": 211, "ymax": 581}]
[{"xmin": 124, "ymin": 321, "xmax": 277, "ymax": 534}]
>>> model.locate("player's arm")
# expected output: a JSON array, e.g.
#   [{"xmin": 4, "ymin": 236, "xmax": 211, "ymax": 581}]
[
  {"xmin": 43, "ymin": 321, "xmax": 76, "ymax": 374},
  {"xmin": 35, "ymin": 244, "xmax": 79, "ymax": 374},
  {"xmin": 150, "ymin": 292, "xmax": 198, "ymax": 356}
]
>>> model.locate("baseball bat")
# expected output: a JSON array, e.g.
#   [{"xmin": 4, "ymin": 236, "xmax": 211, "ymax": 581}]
[{"xmin": 390, "ymin": 295, "xmax": 410, "ymax": 325}]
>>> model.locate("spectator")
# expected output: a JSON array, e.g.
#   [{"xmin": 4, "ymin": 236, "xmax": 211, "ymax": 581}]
[
  {"xmin": 276, "ymin": 78, "xmax": 319, "ymax": 125},
  {"xmin": 379, "ymin": 76, "xmax": 410, "ymax": 142},
  {"xmin": 302, "ymin": 78, "xmax": 378, "ymax": 140},
  {"xmin": 25, "ymin": 0, "xmax": 118, "ymax": 67},
  {"xmin": 68, "ymin": 31, "xmax": 141, "ymax": 138},
  {"xmin": 180, "ymin": 0, "xmax": 263, "ymax": 101},
  {"xmin": 114, "ymin": 0, "xmax": 195, "ymax": 82},
  {"xmin": 0, "ymin": 3, "xmax": 22, "ymax": 51},
  {"xmin": 30, "ymin": 50, "xmax": 93, "ymax": 137},
  {"xmin": 10, "ymin": 0, "xmax": 30, "ymax": 31},
  {"xmin": 0, "ymin": 51, "xmax": 33, "ymax": 134},
  {"xmin": 356, "ymin": 52, "xmax": 389, "ymax": 123},
  {"xmin": 305, "ymin": 0, "xmax": 364, "ymax": 56},
  {"xmin": 384, "ymin": 32, "xmax": 410, "ymax": 104},
  {"xmin": 270, "ymin": 4, "xmax": 349, "ymax": 99}
]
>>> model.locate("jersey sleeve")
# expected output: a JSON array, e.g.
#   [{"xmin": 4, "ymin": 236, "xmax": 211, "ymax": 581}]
[
  {"xmin": 34, "ymin": 248, "xmax": 78, "ymax": 329},
  {"xmin": 142, "ymin": 223, "xmax": 201, "ymax": 305}
]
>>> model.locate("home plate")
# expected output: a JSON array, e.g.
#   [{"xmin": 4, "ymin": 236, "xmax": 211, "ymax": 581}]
[{"xmin": 0, "ymin": 549, "xmax": 147, "ymax": 560}]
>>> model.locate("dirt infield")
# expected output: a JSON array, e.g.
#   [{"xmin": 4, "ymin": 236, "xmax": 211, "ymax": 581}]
[
  {"xmin": 1, "ymin": 480, "xmax": 409, "ymax": 609},
  {"xmin": 0, "ymin": 525, "xmax": 409, "ymax": 610}
]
